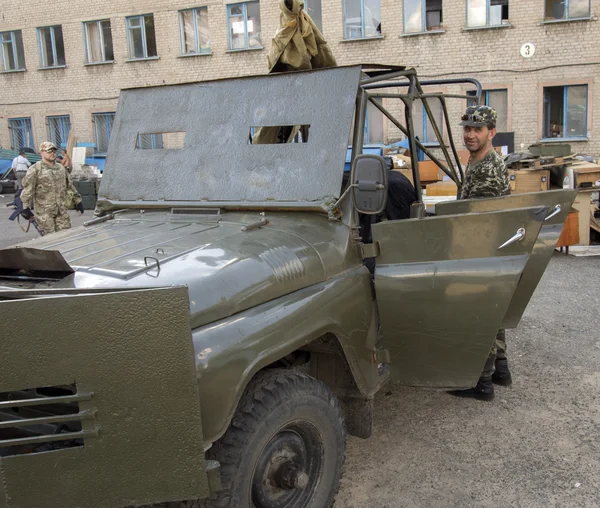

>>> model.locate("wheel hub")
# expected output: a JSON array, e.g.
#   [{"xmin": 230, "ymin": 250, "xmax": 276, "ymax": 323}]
[{"xmin": 251, "ymin": 426, "xmax": 320, "ymax": 508}]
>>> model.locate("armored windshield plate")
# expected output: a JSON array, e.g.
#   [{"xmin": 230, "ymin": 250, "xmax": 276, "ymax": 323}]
[
  {"xmin": 99, "ymin": 66, "xmax": 362, "ymax": 205},
  {"xmin": 0, "ymin": 287, "xmax": 207, "ymax": 508}
]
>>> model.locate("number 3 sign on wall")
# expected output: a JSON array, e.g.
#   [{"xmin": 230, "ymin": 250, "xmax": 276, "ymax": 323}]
[{"xmin": 520, "ymin": 43, "xmax": 536, "ymax": 58}]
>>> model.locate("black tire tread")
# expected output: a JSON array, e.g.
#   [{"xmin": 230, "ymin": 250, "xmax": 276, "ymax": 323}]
[{"xmin": 205, "ymin": 368, "xmax": 346, "ymax": 508}]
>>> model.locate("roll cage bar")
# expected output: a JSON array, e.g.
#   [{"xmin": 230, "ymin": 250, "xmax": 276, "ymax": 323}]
[{"xmin": 353, "ymin": 65, "xmax": 482, "ymax": 217}]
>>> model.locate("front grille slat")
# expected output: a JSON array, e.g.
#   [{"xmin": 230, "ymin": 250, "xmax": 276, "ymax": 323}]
[
  {"xmin": 0, "ymin": 384, "xmax": 96, "ymax": 456},
  {"xmin": 0, "ymin": 410, "xmax": 95, "ymax": 430},
  {"xmin": 0, "ymin": 429, "xmax": 98, "ymax": 449}
]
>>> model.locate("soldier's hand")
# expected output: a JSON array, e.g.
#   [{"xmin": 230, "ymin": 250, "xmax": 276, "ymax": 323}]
[
  {"xmin": 75, "ymin": 202, "xmax": 84, "ymax": 215},
  {"xmin": 21, "ymin": 208, "xmax": 35, "ymax": 221}
]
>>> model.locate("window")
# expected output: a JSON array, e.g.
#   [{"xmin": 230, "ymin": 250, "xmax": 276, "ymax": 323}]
[
  {"xmin": 228, "ymin": 2, "xmax": 262, "ymax": 50},
  {"xmin": 93, "ymin": 112, "xmax": 116, "ymax": 154},
  {"xmin": 37, "ymin": 25, "xmax": 66, "ymax": 68},
  {"xmin": 413, "ymin": 98, "xmax": 444, "ymax": 144},
  {"xmin": 136, "ymin": 133, "xmax": 164, "ymax": 149},
  {"xmin": 304, "ymin": 0, "xmax": 323, "ymax": 32},
  {"xmin": 9, "ymin": 118, "xmax": 35, "ymax": 151},
  {"xmin": 179, "ymin": 8, "xmax": 210, "ymax": 55},
  {"xmin": 343, "ymin": 0, "xmax": 381, "ymax": 39},
  {"xmin": 47, "ymin": 115, "xmax": 72, "ymax": 149},
  {"xmin": 126, "ymin": 14, "xmax": 157, "ymax": 59},
  {"xmin": 84, "ymin": 20, "xmax": 114, "ymax": 63},
  {"xmin": 365, "ymin": 100, "xmax": 384, "ymax": 143},
  {"xmin": 481, "ymin": 90, "xmax": 508, "ymax": 132},
  {"xmin": 545, "ymin": 0, "xmax": 590, "ymax": 20},
  {"xmin": 467, "ymin": 0, "xmax": 509, "ymax": 27},
  {"xmin": 543, "ymin": 85, "xmax": 588, "ymax": 139},
  {"xmin": 404, "ymin": 0, "xmax": 443, "ymax": 33},
  {"xmin": 1, "ymin": 30, "xmax": 26, "ymax": 71}
]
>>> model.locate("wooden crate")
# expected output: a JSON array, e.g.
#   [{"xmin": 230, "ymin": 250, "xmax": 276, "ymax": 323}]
[
  {"xmin": 508, "ymin": 169, "xmax": 550, "ymax": 193},
  {"xmin": 556, "ymin": 210, "xmax": 579, "ymax": 249},
  {"xmin": 573, "ymin": 163, "xmax": 600, "ymax": 188}
]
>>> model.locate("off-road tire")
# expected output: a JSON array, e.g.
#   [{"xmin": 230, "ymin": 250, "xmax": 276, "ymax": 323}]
[{"xmin": 205, "ymin": 368, "xmax": 346, "ymax": 508}]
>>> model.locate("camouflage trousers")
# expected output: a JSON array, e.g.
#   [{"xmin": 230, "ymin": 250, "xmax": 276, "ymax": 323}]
[
  {"xmin": 481, "ymin": 329, "xmax": 507, "ymax": 378},
  {"xmin": 36, "ymin": 212, "xmax": 72, "ymax": 235}
]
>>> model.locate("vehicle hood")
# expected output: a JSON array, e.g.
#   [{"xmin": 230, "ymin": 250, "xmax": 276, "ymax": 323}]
[{"xmin": 3, "ymin": 212, "xmax": 339, "ymax": 328}]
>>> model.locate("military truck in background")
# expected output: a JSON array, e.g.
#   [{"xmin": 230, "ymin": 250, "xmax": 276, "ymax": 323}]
[{"xmin": 0, "ymin": 65, "xmax": 576, "ymax": 508}]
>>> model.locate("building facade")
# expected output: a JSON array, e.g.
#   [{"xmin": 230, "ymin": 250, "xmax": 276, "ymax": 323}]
[{"xmin": 0, "ymin": 0, "xmax": 598, "ymax": 159}]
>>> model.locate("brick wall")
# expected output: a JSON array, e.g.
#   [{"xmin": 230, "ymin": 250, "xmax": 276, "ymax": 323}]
[{"xmin": 1, "ymin": 0, "xmax": 599, "ymax": 156}]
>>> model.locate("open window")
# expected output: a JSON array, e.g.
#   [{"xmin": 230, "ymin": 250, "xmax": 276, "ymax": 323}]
[{"xmin": 404, "ymin": 0, "xmax": 443, "ymax": 33}]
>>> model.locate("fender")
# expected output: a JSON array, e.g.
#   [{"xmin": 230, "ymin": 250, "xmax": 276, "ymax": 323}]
[{"xmin": 193, "ymin": 266, "xmax": 383, "ymax": 446}]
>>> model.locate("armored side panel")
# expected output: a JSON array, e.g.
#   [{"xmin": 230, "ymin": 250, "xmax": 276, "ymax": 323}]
[
  {"xmin": 0, "ymin": 287, "xmax": 207, "ymax": 508},
  {"xmin": 99, "ymin": 66, "xmax": 361, "ymax": 208}
]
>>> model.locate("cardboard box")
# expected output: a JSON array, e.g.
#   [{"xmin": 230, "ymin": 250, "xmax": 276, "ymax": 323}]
[
  {"xmin": 426, "ymin": 181, "xmax": 458, "ymax": 197},
  {"xmin": 418, "ymin": 160, "xmax": 444, "ymax": 184},
  {"xmin": 508, "ymin": 169, "xmax": 550, "ymax": 193}
]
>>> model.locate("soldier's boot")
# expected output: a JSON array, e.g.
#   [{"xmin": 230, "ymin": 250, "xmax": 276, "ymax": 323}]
[
  {"xmin": 448, "ymin": 376, "xmax": 494, "ymax": 401},
  {"xmin": 492, "ymin": 358, "xmax": 512, "ymax": 386}
]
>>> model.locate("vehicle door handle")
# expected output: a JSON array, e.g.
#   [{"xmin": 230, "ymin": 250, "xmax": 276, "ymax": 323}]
[
  {"xmin": 498, "ymin": 228, "xmax": 526, "ymax": 250},
  {"xmin": 544, "ymin": 204, "xmax": 561, "ymax": 221}
]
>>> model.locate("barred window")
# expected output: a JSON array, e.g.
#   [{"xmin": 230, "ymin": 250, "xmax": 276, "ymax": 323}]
[
  {"xmin": 9, "ymin": 118, "xmax": 35, "ymax": 151},
  {"xmin": 47, "ymin": 115, "xmax": 72, "ymax": 149},
  {"xmin": 93, "ymin": 112, "xmax": 115, "ymax": 154}
]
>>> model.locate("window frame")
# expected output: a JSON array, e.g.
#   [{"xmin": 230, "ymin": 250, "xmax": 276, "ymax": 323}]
[
  {"xmin": 126, "ymin": 14, "xmax": 158, "ymax": 60},
  {"xmin": 46, "ymin": 115, "xmax": 72, "ymax": 149},
  {"xmin": 482, "ymin": 86, "xmax": 511, "ymax": 132},
  {"xmin": 304, "ymin": 0, "xmax": 323, "ymax": 32},
  {"xmin": 179, "ymin": 7, "xmax": 211, "ymax": 55},
  {"xmin": 544, "ymin": 0, "xmax": 591, "ymax": 21},
  {"xmin": 403, "ymin": 0, "xmax": 444, "ymax": 34},
  {"xmin": 540, "ymin": 83, "xmax": 590, "ymax": 141},
  {"xmin": 83, "ymin": 19, "xmax": 114, "ymax": 64},
  {"xmin": 227, "ymin": 2, "xmax": 262, "ymax": 51},
  {"xmin": 342, "ymin": 0, "xmax": 382, "ymax": 40},
  {"xmin": 92, "ymin": 112, "xmax": 116, "ymax": 155},
  {"xmin": 412, "ymin": 89, "xmax": 447, "ymax": 147},
  {"xmin": 466, "ymin": 0, "xmax": 509, "ymax": 28},
  {"xmin": 37, "ymin": 25, "xmax": 66, "ymax": 68},
  {"xmin": 8, "ymin": 117, "xmax": 35, "ymax": 151},
  {"xmin": 0, "ymin": 30, "xmax": 26, "ymax": 72}
]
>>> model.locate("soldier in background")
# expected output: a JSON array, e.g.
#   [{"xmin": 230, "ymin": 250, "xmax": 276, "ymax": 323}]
[
  {"xmin": 449, "ymin": 105, "xmax": 511, "ymax": 401},
  {"xmin": 21, "ymin": 141, "xmax": 84, "ymax": 235}
]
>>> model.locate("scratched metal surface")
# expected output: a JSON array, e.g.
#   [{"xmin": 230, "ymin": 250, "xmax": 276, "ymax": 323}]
[{"xmin": 99, "ymin": 66, "xmax": 362, "ymax": 205}]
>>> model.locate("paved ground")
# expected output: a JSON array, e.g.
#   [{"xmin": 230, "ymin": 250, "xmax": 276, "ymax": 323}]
[
  {"xmin": 337, "ymin": 255, "xmax": 600, "ymax": 508},
  {"xmin": 1, "ymin": 192, "xmax": 599, "ymax": 507},
  {"xmin": 0, "ymin": 193, "xmax": 86, "ymax": 248}
]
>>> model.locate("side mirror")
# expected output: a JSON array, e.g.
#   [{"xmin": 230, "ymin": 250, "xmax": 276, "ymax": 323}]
[{"xmin": 351, "ymin": 154, "xmax": 388, "ymax": 215}]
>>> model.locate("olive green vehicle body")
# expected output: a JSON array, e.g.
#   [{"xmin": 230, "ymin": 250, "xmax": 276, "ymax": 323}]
[{"xmin": 0, "ymin": 66, "xmax": 576, "ymax": 508}]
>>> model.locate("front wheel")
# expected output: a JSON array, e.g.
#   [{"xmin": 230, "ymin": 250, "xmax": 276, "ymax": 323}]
[{"xmin": 207, "ymin": 369, "xmax": 346, "ymax": 508}]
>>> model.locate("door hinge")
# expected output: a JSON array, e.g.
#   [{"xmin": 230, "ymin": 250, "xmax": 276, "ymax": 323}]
[
  {"xmin": 372, "ymin": 348, "xmax": 390, "ymax": 364},
  {"xmin": 360, "ymin": 241, "xmax": 380, "ymax": 259}
]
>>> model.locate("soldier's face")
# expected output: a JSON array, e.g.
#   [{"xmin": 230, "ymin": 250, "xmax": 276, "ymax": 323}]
[
  {"xmin": 463, "ymin": 126, "xmax": 495, "ymax": 153},
  {"xmin": 41, "ymin": 149, "xmax": 57, "ymax": 163}
]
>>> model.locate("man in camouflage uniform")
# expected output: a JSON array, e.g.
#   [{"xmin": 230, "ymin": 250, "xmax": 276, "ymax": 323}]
[
  {"xmin": 449, "ymin": 105, "xmax": 512, "ymax": 401},
  {"xmin": 21, "ymin": 142, "xmax": 84, "ymax": 235}
]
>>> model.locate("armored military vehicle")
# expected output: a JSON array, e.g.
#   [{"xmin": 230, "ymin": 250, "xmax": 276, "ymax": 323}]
[{"xmin": 0, "ymin": 65, "xmax": 576, "ymax": 508}]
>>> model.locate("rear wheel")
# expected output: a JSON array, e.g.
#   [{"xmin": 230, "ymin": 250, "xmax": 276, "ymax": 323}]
[{"xmin": 206, "ymin": 369, "xmax": 346, "ymax": 508}]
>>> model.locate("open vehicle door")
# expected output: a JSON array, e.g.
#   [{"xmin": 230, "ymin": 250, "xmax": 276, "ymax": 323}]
[
  {"xmin": 372, "ymin": 207, "xmax": 547, "ymax": 388},
  {"xmin": 0, "ymin": 287, "xmax": 209, "ymax": 508},
  {"xmin": 435, "ymin": 189, "xmax": 577, "ymax": 328}
]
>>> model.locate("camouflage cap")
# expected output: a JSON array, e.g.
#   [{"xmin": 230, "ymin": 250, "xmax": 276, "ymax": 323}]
[
  {"xmin": 39, "ymin": 141, "xmax": 57, "ymax": 152},
  {"xmin": 460, "ymin": 105, "xmax": 497, "ymax": 128}
]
